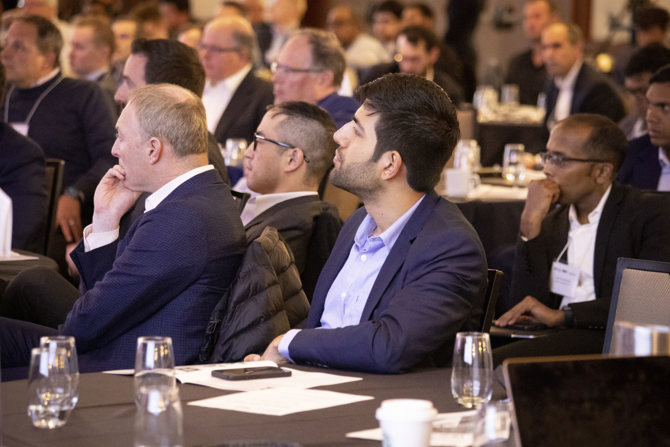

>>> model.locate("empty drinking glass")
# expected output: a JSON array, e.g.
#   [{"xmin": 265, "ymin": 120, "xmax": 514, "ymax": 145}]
[
  {"xmin": 27, "ymin": 346, "xmax": 79, "ymax": 429},
  {"xmin": 451, "ymin": 332, "xmax": 493, "ymax": 409},
  {"xmin": 224, "ymin": 138, "xmax": 248, "ymax": 167},
  {"xmin": 502, "ymin": 144, "xmax": 526, "ymax": 186},
  {"xmin": 134, "ymin": 336, "xmax": 183, "ymax": 447}
]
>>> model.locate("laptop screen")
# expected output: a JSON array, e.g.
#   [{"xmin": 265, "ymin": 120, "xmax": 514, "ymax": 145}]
[{"xmin": 503, "ymin": 355, "xmax": 670, "ymax": 447}]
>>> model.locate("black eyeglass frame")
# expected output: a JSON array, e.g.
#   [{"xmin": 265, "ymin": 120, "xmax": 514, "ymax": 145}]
[
  {"xmin": 540, "ymin": 151, "xmax": 610, "ymax": 167},
  {"xmin": 251, "ymin": 132, "xmax": 310, "ymax": 163}
]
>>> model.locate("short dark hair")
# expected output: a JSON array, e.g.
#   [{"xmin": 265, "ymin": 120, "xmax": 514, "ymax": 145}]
[
  {"xmin": 131, "ymin": 38, "xmax": 205, "ymax": 97},
  {"xmin": 404, "ymin": 2, "xmax": 434, "ymax": 19},
  {"xmin": 625, "ymin": 43, "xmax": 670, "ymax": 78},
  {"xmin": 634, "ymin": 6, "xmax": 670, "ymax": 31},
  {"xmin": 525, "ymin": 0, "xmax": 558, "ymax": 14},
  {"xmin": 557, "ymin": 114, "xmax": 627, "ymax": 173},
  {"xmin": 221, "ymin": 1, "xmax": 248, "ymax": 16},
  {"xmin": 12, "ymin": 15, "xmax": 62, "ymax": 69},
  {"xmin": 399, "ymin": 25, "xmax": 439, "ymax": 51},
  {"xmin": 649, "ymin": 63, "xmax": 670, "ymax": 85},
  {"xmin": 270, "ymin": 101, "xmax": 337, "ymax": 185},
  {"xmin": 372, "ymin": 1, "xmax": 403, "ymax": 19},
  {"xmin": 159, "ymin": 0, "xmax": 190, "ymax": 13},
  {"xmin": 355, "ymin": 74, "xmax": 460, "ymax": 193}
]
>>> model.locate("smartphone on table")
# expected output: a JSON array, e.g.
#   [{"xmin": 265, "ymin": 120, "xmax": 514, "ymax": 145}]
[{"xmin": 211, "ymin": 366, "xmax": 292, "ymax": 381}]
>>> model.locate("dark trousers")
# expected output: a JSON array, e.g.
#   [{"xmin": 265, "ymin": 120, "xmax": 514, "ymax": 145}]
[{"xmin": 0, "ymin": 267, "xmax": 79, "ymax": 328}]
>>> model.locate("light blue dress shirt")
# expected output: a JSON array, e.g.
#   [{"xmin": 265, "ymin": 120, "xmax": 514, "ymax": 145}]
[{"xmin": 278, "ymin": 196, "xmax": 425, "ymax": 361}]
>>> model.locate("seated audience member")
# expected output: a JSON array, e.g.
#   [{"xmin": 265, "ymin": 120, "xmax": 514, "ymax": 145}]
[
  {"xmin": 326, "ymin": 6, "xmax": 390, "ymax": 72},
  {"xmin": 400, "ymin": 2, "xmax": 466, "ymax": 94},
  {"xmin": 158, "ymin": 0, "xmax": 192, "ymax": 39},
  {"xmin": 132, "ymin": 2, "xmax": 168, "ymax": 40},
  {"xmin": 110, "ymin": 15, "xmax": 137, "ymax": 84},
  {"xmin": 370, "ymin": 0, "xmax": 404, "ymax": 59},
  {"xmin": 619, "ymin": 64, "xmax": 670, "ymax": 191},
  {"xmin": 0, "ymin": 15, "xmax": 117, "ymax": 261},
  {"xmin": 262, "ymin": 0, "xmax": 306, "ymax": 67},
  {"xmin": 614, "ymin": 6, "xmax": 670, "ymax": 86},
  {"xmin": 247, "ymin": 74, "xmax": 487, "ymax": 374},
  {"xmin": 272, "ymin": 28, "xmax": 360, "ymax": 129},
  {"xmin": 542, "ymin": 23, "xmax": 625, "ymax": 131},
  {"xmin": 494, "ymin": 114, "xmax": 670, "ymax": 364},
  {"xmin": 70, "ymin": 17, "xmax": 119, "ymax": 113},
  {"xmin": 242, "ymin": 101, "xmax": 342, "ymax": 297},
  {"xmin": 0, "ymin": 64, "xmax": 47, "ymax": 254},
  {"xmin": 114, "ymin": 38, "xmax": 229, "ymax": 191},
  {"xmin": 505, "ymin": 0, "xmax": 559, "ymax": 106},
  {"xmin": 0, "ymin": 84, "xmax": 247, "ymax": 372},
  {"xmin": 619, "ymin": 45, "xmax": 670, "ymax": 141},
  {"xmin": 361, "ymin": 25, "xmax": 464, "ymax": 105},
  {"xmin": 199, "ymin": 15, "xmax": 274, "ymax": 146}
]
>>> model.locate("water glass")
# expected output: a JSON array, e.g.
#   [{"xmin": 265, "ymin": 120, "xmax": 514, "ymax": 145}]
[
  {"xmin": 500, "ymin": 84, "xmax": 519, "ymax": 106},
  {"xmin": 134, "ymin": 336, "xmax": 183, "ymax": 446},
  {"xmin": 27, "ymin": 346, "xmax": 78, "ymax": 429},
  {"xmin": 502, "ymin": 144, "xmax": 526, "ymax": 186},
  {"xmin": 40, "ymin": 335, "xmax": 80, "ymax": 406},
  {"xmin": 224, "ymin": 138, "xmax": 248, "ymax": 167},
  {"xmin": 473, "ymin": 399, "xmax": 512, "ymax": 446},
  {"xmin": 451, "ymin": 332, "xmax": 493, "ymax": 409}
]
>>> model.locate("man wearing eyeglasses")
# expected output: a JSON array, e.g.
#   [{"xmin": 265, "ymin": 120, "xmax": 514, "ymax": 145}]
[
  {"xmin": 493, "ymin": 113, "xmax": 670, "ymax": 362},
  {"xmin": 272, "ymin": 28, "xmax": 359, "ymax": 129},
  {"xmin": 199, "ymin": 15, "xmax": 273, "ymax": 145},
  {"xmin": 618, "ymin": 63, "xmax": 670, "ymax": 191},
  {"xmin": 241, "ymin": 101, "xmax": 342, "ymax": 297}
]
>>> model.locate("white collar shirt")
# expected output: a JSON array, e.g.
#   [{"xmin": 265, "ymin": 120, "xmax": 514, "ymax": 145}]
[
  {"xmin": 202, "ymin": 64, "xmax": 252, "ymax": 133},
  {"xmin": 560, "ymin": 184, "xmax": 612, "ymax": 307},
  {"xmin": 658, "ymin": 147, "xmax": 670, "ymax": 191},
  {"xmin": 549, "ymin": 60, "xmax": 582, "ymax": 128}
]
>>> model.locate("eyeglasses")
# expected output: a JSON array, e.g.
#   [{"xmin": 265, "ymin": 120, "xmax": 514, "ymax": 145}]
[
  {"xmin": 197, "ymin": 43, "xmax": 240, "ymax": 54},
  {"xmin": 252, "ymin": 132, "xmax": 310, "ymax": 163},
  {"xmin": 540, "ymin": 152, "xmax": 609, "ymax": 168},
  {"xmin": 270, "ymin": 61, "xmax": 323, "ymax": 75},
  {"xmin": 625, "ymin": 86, "xmax": 647, "ymax": 97}
]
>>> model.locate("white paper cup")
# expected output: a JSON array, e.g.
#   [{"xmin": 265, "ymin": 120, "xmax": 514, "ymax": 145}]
[
  {"xmin": 376, "ymin": 399, "xmax": 436, "ymax": 447},
  {"xmin": 446, "ymin": 169, "xmax": 479, "ymax": 198}
]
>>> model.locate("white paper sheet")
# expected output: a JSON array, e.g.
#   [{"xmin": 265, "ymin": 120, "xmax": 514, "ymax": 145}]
[
  {"xmin": 188, "ymin": 387, "xmax": 373, "ymax": 416},
  {"xmin": 175, "ymin": 362, "xmax": 362, "ymax": 392},
  {"xmin": 347, "ymin": 410, "xmax": 479, "ymax": 447},
  {"xmin": 0, "ymin": 251, "xmax": 40, "ymax": 262},
  {"xmin": 104, "ymin": 361, "xmax": 362, "ymax": 392}
]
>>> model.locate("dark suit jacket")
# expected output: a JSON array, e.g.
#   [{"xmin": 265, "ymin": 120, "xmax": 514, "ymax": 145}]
[
  {"xmin": 0, "ymin": 123, "xmax": 47, "ymax": 252},
  {"xmin": 618, "ymin": 134, "xmax": 662, "ymax": 190},
  {"xmin": 212, "ymin": 71, "xmax": 273, "ymax": 146},
  {"xmin": 62, "ymin": 169, "xmax": 246, "ymax": 371},
  {"xmin": 510, "ymin": 182, "xmax": 670, "ymax": 329},
  {"xmin": 288, "ymin": 193, "xmax": 487, "ymax": 373},
  {"xmin": 244, "ymin": 195, "xmax": 342, "ymax": 298},
  {"xmin": 505, "ymin": 49, "xmax": 548, "ymax": 106},
  {"xmin": 545, "ymin": 63, "xmax": 626, "ymax": 129}
]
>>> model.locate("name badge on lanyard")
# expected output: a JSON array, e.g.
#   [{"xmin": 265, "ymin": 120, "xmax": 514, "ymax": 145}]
[
  {"xmin": 9, "ymin": 122, "xmax": 29, "ymax": 136},
  {"xmin": 550, "ymin": 261, "xmax": 579, "ymax": 298}
]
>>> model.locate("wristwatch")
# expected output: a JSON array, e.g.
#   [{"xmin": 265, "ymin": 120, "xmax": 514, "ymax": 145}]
[
  {"xmin": 63, "ymin": 186, "xmax": 85, "ymax": 203},
  {"xmin": 562, "ymin": 305, "xmax": 575, "ymax": 327}
]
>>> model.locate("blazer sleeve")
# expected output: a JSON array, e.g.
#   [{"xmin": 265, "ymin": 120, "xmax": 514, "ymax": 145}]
[
  {"xmin": 61, "ymin": 204, "xmax": 210, "ymax": 352},
  {"xmin": 287, "ymin": 215, "xmax": 486, "ymax": 373}
]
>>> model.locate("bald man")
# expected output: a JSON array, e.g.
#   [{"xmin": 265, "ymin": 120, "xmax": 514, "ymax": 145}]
[{"xmin": 199, "ymin": 15, "xmax": 273, "ymax": 145}]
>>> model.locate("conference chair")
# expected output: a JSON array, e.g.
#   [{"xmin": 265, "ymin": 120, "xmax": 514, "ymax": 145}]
[
  {"xmin": 602, "ymin": 257, "xmax": 670, "ymax": 353},
  {"xmin": 43, "ymin": 158, "xmax": 65, "ymax": 255},
  {"xmin": 199, "ymin": 226, "xmax": 310, "ymax": 363},
  {"xmin": 300, "ymin": 204, "xmax": 342, "ymax": 302},
  {"xmin": 482, "ymin": 269, "xmax": 503, "ymax": 332}
]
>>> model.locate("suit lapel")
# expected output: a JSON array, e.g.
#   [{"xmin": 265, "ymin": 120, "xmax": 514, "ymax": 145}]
[
  {"xmin": 359, "ymin": 194, "xmax": 438, "ymax": 321},
  {"xmin": 570, "ymin": 64, "xmax": 588, "ymax": 114},
  {"xmin": 214, "ymin": 72, "xmax": 252, "ymax": 142},
  {"xmin": 593, "ymin": 183, "xmax": 623, "ymax": 295}
]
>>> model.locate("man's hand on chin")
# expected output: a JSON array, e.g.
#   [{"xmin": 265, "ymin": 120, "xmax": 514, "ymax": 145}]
[{"xmin": 92, "ymin": 165, "xmax": 141, "ymax": 233}]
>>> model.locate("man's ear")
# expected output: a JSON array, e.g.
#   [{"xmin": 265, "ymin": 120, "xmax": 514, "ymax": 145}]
[
  {"xmin": 428, "ymin": 46, "xmax": 440, "ymax": 64},
  {"xmin": 593, "ymin": 162, "xmax": 614, "ymax": 184},
  {"xmin": 380, "ymin": 150, "xmax": 403, "ymax": 180},
  {"xmin": 285, "ymin": 147, "xmax": 306, "ymax": 172},
  {"xmin": 147, "ymin": 137, "xmax": 163, "ymax": 164},
  {"xmin": 317, "ymin": 69, "xmax": 335, "ymax": 88}
]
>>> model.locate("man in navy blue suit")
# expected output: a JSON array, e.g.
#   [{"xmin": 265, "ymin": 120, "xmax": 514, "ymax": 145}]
[
  {"xmin": 618, "ymin": 64, "xmax": 670, "ymax": 191},
  {"xmin": 0, "ymin": 84, "xmax": 246, "ymax": 372},
  {"xmin": 247, "ymin": 74, "xmax": 487, "ymax": 373}
]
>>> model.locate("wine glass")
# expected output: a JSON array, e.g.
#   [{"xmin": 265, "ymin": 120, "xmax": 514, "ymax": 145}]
[
  {"xmin": 503, "ymin": 144, "xmax": 527, "ymax": 186},
  {"xmin": 451, "ymin": 332, "xmax": 493, "ymax": 409}
]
